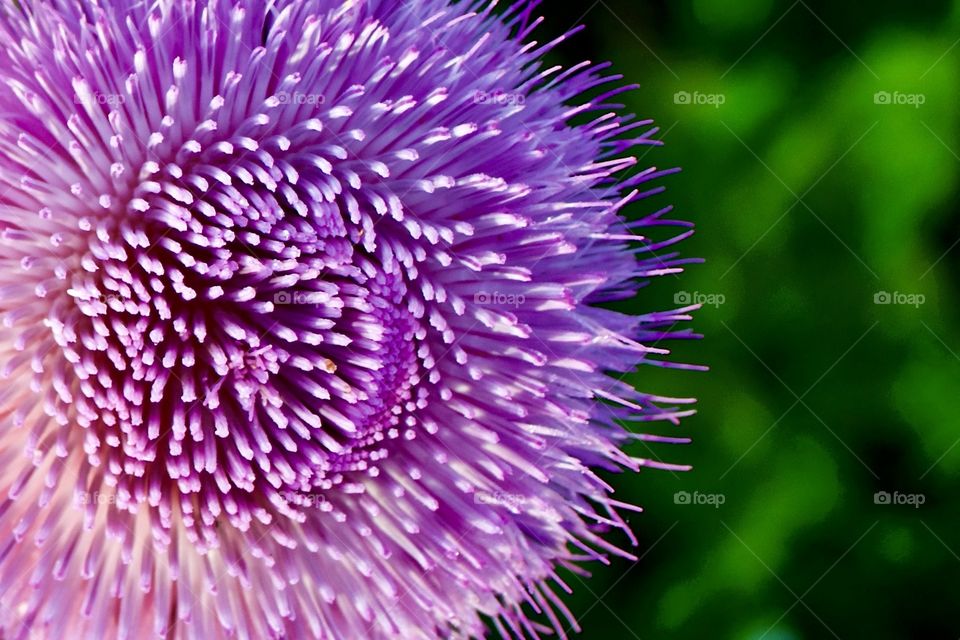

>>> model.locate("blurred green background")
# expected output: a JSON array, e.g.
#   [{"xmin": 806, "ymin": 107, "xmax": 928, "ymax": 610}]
[{"xmin": 532, "ymin": 1, "xmax": 960, "ymax": 638}]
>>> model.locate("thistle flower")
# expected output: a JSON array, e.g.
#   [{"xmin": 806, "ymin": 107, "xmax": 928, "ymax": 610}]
[{"xmin": 0, "ymin": 1, "xmax": 699, "ymax": 638}]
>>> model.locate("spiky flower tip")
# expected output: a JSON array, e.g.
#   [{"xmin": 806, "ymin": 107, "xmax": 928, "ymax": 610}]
[{"xmin": 0, "ymin": 0, "xmax": 700, "ymax": 638}]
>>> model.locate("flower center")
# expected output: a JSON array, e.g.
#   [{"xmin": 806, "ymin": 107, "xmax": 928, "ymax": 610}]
[{"xmin": 45, "ymin": 144, "xmax": 433, "ymax": 535}]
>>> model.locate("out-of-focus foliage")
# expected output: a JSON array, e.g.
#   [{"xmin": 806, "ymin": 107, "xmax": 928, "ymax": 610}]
[{"xmin": 533, "ymin": 1, "xmax": 959, "ymax": 637}]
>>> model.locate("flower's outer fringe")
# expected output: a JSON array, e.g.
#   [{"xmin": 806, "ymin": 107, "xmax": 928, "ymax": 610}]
[{"xmin": 0, "ymin": 0, "xmax": 702, "ymax": 638}]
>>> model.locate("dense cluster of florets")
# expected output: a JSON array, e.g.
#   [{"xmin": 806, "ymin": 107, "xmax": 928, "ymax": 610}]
[{"xmin": 0, "ymin": 1, "xmax": 698, "ymax": 638}]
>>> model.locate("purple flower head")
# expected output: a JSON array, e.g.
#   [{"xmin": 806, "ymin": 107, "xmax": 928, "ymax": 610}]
[{"xmin": 0, "ymin": 0, "xmax": 700, "ymax": 638}]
